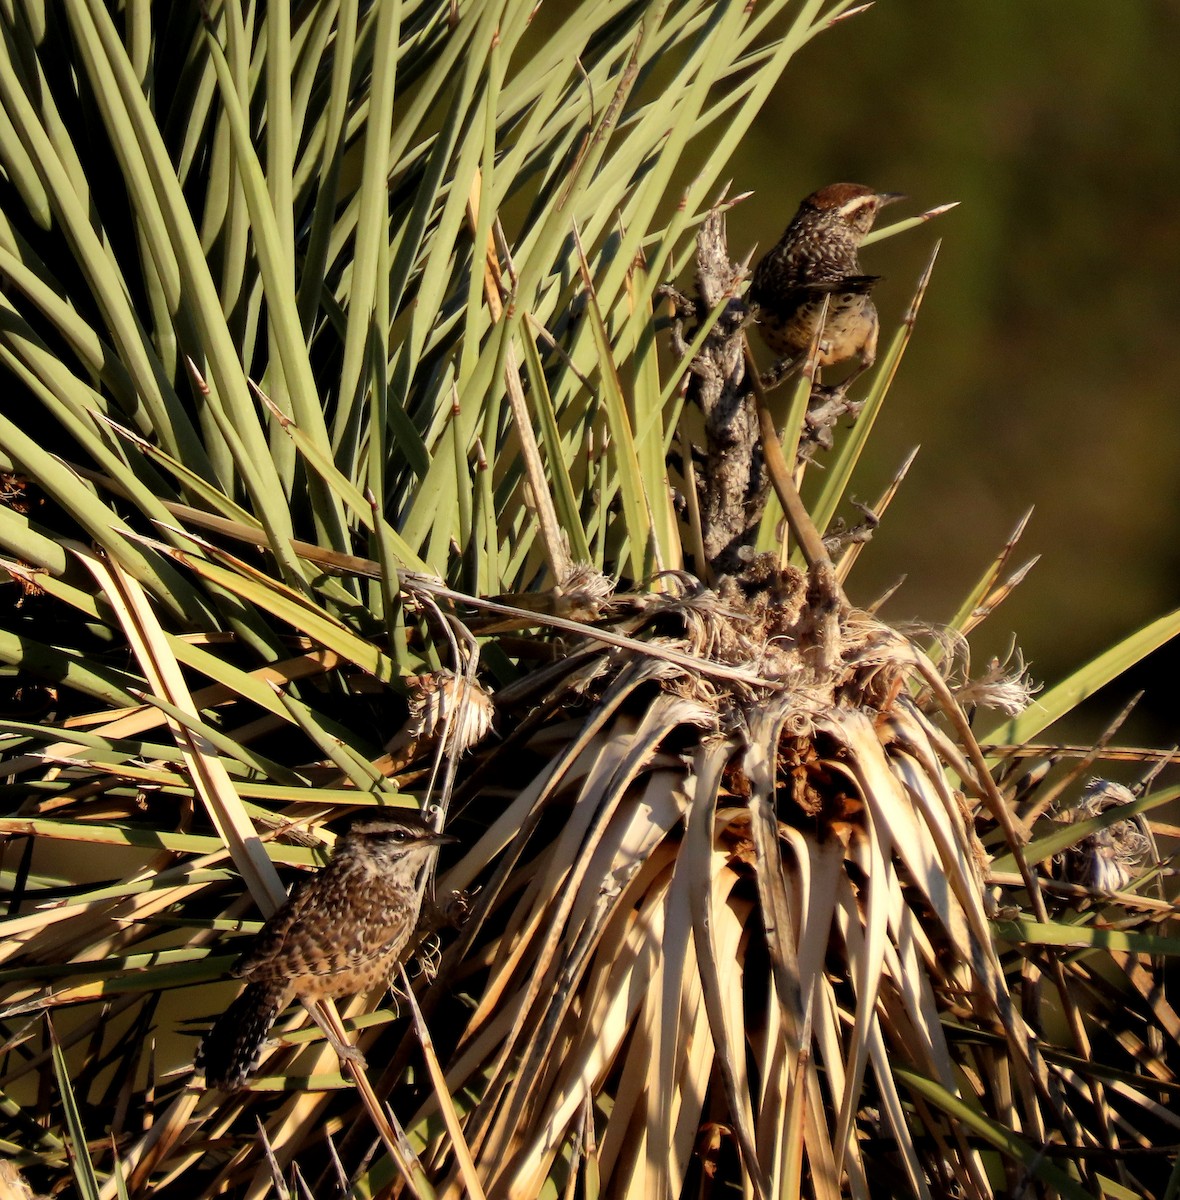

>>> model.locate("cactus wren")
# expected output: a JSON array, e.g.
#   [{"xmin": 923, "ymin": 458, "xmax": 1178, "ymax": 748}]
[
  {"xmin": 196, "ymin": 811, "xmax": 456, "ymax": 1090},
  {"xmin": 749, "ymin": 183, "xmax": 904, "ymax": 391}
]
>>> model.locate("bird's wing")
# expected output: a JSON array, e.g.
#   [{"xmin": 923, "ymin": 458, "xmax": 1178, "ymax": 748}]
[
  {"xmin": 230, "ymin": 876, "xmax": 321, "ymax": 981},
  {"xmin": 232, "ymin": 866, "xmax": 421, "ymax": 982}
]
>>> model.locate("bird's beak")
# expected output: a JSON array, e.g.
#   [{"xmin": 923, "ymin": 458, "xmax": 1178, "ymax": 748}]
[
  {"xmin": 876, "ymin": 192, "xmax": 907, "ymax": 209},
  {"xmin": 428, "ymin": 830, "xmax": 460, "ymax": 846}
]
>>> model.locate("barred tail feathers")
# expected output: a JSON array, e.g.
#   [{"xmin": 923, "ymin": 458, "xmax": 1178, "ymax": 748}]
[{"xmin": 196, "ymin": 981, "xmax": 289, "ymax": 1090}]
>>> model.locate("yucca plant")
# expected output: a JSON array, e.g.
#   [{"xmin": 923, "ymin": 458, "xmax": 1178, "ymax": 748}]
[{"xmin": 0, "ymin": 3, "xmax": 1177, "ymax": 1199}]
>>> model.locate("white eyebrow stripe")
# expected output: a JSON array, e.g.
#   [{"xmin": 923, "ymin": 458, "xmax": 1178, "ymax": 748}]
[{"xmin": 836, "ymin": 194, "xmax": 876, "ymax": 218}]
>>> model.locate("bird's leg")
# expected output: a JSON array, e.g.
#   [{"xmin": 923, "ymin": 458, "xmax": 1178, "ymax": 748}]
[
  {"xmin": 813, "ymin": 319, "xmax": 879, "ymax": 404},
  {"xmin": 802, "ymin": 387, "xmax": 865, "ymax": 458},
  {"xmin": 741, "ymin": 300, "xmax": 797, "ymax": 389},
  {"xmin": 808, "ymin": 350, "xmax": 874, "ymax": 437},
  {"xmin": 759, "ymin": 353, "xmax": 801, "ymax": 391},
  {"xmin": 738, "ymin": 300, "xmax": 763, "ymax": 335},
  {"xmin": 323, "ymin": 1026, "xmax": 367, "ymax": 1071},
  {"xmin": 819, "ymin": 358, "xmax": 870, "ymax": 400},
  {"xmin": 802, "ymin": 360, "xmax": 872, "ymax": 458},
  {"xmin": 303, "ymin": 998, "xmax": 370, "ymax": 1073}
]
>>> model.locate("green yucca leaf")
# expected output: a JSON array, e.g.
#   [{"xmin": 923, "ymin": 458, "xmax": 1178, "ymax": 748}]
[
  {"xmin": 982, "ymin": 604, "xmax": 1180, "ymax": 746},
  {"xmin": 63, "ymin": 0, "xmax": 307, "ymax": 582},
  {"xmin": 894, "ymin": 1068, "xmax": 1095, "ymax": 1200},
  {"xmin": 200, "ymin": 20, "xmax": 350, "ymax": 550},
  {"xmin": 48, "ymin": 1017, "xmax": 102, "ymax": 1200},
  {"xmin": 518, "ymin": 318, "xmax": 591, "ymax": 565}
]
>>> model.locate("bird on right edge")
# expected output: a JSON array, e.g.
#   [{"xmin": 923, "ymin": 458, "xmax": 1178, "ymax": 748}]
[{"xmin": 749, "ymin": 183, "xmax": 906, "ymax": 394}]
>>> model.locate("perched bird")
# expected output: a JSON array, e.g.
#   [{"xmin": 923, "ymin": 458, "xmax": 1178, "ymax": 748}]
[
  {"xmin": 196, "ymin": 811, "xmax": 455, "ymax": 1089},
  {"xmin": 749, "ymin": 183, "xmax": 905, "ymax": 391}
]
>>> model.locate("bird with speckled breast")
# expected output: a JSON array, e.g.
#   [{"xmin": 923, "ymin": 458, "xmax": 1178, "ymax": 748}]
[
  {"xmin": 749, "ymin": 182, "xmax": 905, "ymax": 391},
  {"xmin": 196, "ymin": 810, "xmax": 455, "ymax": 1089}
]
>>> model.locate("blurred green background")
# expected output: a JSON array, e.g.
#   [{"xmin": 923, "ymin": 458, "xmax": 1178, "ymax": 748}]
[{"xmin": 733, "ymin": 1, "xmax": 1180, "ymax": 746}]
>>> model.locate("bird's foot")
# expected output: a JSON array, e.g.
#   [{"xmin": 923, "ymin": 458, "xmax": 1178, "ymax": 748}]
[
  {"xmin": 759, "ymin": 354, "xmax": 800, "ymax": 391},
  {"xmin": 656, "ymin": 281, "xmax": 694, "ymax": 313},
  {"xmin": 805, "ymin": 386, "xmax": 864, "ymax": 431},
  {"xmin": 821, "ymin": 501, "xmax": 881, "ymax": 556},
  {"xmin": 795, "ymin": 387, "xmax": 867, "ymax": 462},
  {"xmin": 325, "ymin": 1031, "xmax": 367, "ymax": 1073},
  {"xmin": 808, "ymin": 381, "xmax": 860, "ymax": 408}
]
